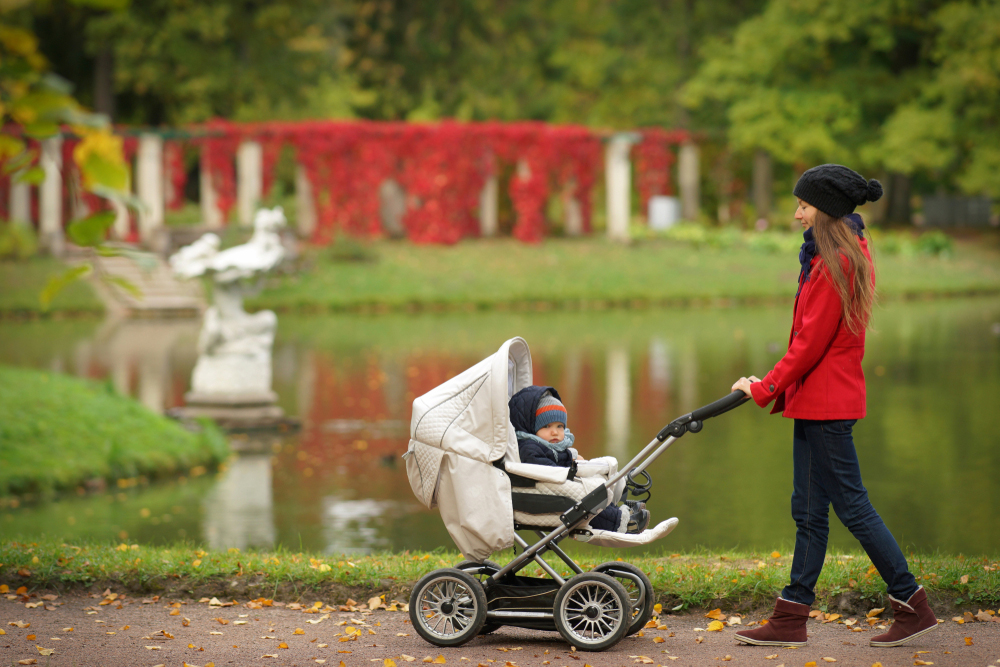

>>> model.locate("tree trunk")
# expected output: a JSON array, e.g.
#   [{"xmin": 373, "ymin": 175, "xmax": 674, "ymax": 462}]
[
  {"xmin": 886, "ymin": 172, "xmax": 912, "ymax": 224},
  {"xmin": 93, "ymin": 46, "xmax": 115, "ymax": 121}
]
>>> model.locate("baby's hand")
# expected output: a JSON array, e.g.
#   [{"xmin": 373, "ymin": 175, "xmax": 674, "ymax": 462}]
[{"xmin": 575, "ymin": 456, "xmax": 584, "ymax": 461}]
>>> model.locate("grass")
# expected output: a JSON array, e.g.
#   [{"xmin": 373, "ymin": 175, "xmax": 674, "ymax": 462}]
[
  {"xmin": 0, "ymin": 366, "xmax": 229, "ymax": 497},
  {"xmin": 0, "ymin": 257, "xmax": 104, "ymax": 316},
  {"xmin": 3, "ymin": 230, "xmax": 999, "ymax": 317},
  {"xmin": 248, "ymin": 230, "xmax": 1000, "ymax": 314},
  {"xmin": 1, "ymin": 540, "xmax": 997, "ymax": 614}
]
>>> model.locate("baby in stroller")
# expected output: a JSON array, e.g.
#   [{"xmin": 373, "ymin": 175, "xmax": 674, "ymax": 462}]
[{"xmin": 509, "ymin": 385, "xmax": 649, "ymax": 534}]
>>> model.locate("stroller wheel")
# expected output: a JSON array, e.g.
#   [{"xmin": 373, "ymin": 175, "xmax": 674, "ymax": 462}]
[
  {"xmin": 593, "ymin": 561, "xmax": 655, "ymax": 636},
  {"xmin": 553, "ymin": 572, "xmax": 631, "ymax": 651},
  {"xmin": 454, "ymin": 560, "xmax": 502, "ymax": 635},
  {"xmin": 409, "ymin": 568, "xmax": 488, "ymax": 647}
]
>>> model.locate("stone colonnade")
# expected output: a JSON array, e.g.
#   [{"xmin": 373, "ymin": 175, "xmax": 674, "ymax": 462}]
[{"xmin": 8, "ymin": 132, "xmax": 702, "ymax": 252}]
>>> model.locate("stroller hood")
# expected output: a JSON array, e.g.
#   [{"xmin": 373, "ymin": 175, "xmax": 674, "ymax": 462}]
[{"xmin": 405, "ymin": 337, "xmax": 532, "ymax": 560}]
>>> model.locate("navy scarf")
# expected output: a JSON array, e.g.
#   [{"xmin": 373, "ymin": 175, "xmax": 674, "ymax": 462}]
[{"xmin": 797, "ymin": 213, "xmax": 865, "ymax": 295}]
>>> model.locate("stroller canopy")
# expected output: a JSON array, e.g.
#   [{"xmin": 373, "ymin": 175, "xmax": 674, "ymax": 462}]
[{"xmin": 406, "ymin": 337, "xmax": 532, "ymax": 560}]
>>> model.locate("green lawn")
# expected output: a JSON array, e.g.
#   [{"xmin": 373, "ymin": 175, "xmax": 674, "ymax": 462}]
[
  {"xmin": 249, "ymin": 231, "xmax": 1000, "ymax": 313},
  {"xmin": 1, "ymin": 540, "xmax": 997, "ymax": 613},
  {"xmin": 0, "ymin": 366, "xmax": 228, "ymax": 496},
  {"xmin": 0, "ymin": 257, "xmax": 104, "ymax": 316}
]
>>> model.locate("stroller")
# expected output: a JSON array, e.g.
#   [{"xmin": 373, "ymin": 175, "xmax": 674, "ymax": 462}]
[{"xmin": 403, "ymin": 338, "xmax": 747, "ymax": 651}]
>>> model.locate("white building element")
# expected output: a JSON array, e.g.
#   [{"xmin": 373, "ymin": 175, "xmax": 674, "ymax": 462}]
[
  {"xmin": 679, "ymin": 142, "xmax": 700, "ymax": 221},
  {"xmin": 237, "ymin": 140, "xmax": 263, "ymax": 227},
  {"xmin": 605, "ymin": 133, "xmax": 639, "ymax": 242},
  {"xmin": 137, "ymin": 133, "xmax": 165, "ymax": 243},
  {"xmin": 39, "ymin": 136, "xmax": 63, "ymax": 252}
]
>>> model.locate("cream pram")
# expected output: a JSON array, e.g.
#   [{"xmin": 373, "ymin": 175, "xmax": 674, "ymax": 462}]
[{"xmin": 404, "ymin": 338, "xmax": 747, "ymax": 651}]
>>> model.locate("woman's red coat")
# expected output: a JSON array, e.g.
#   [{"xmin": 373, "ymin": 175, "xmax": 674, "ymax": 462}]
[{"xmin": 749, "ymin": 237, "xmax": 872, "ymax": 420}]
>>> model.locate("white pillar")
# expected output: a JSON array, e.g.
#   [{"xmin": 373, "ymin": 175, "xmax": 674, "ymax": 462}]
[
  {"xmin": 562, "ymin": 180, "xmax": 583, "ymax": 236},
  {"xmin": 39, "ymin": 136, "xmax": 63, "ymax": 252},
  {"xmin": 137, "ymin": 133, "xmax": 164, "ymax": 244},
  {"xmin": 605, "ymin": 345, "xmax": 631, "ymax": 460},
  {"xmin": 112, "ymin": 198, "xmax": 130, "ymax": 239},
  {"xmin": 479, "ymin": 174, "xmax": 498, "ymax": 237},
  {"xmin": 9, "ymin": 179, "xmax": 30, "ymax": 226},
  {"xmin": 237, "ymin": 140, "xmax": 263, "ymax": 227},
  {"xmin": 200, "ymin": 149, "xmax": 223, "ymax": 229},
  {"xmin": 295, "ymin": 163, "xmax": 316, "ymax": 238},
  {"xmin": 605, "ymin": 133, "xmax": 636, "ymax": 242},
  {"xmin": 679, "ymin": 141, "xmax": 700, "ymax": 221}
]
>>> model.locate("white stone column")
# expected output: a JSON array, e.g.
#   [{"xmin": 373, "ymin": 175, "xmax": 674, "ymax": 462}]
[
  {"xmin": 479, "ymin": 174, "xmax": 498, "ymax": 237},
  {"xmin": 562, "ymin": 181, "xmax": 583, "ymax": 236},
  {"xmin": 137, "ymin": 133, "xmax": 165, "ymax": 244},
  {"xmin": 679, "ymin": 141, "xmax": 700, "ymax": 221},
  {"xmin": 39, "ymin": 136, "xmax": 63, "ymax": 252},
  {"xmin": 295, "ymin": 163, "xmax": 316, "ymax": 238},
  {"xmin": 605, "ymin": 133, "xmax": 636, "ymax": 242},
  {"xmin": 8, "ymin": 179, "xmax": 30, "ymax": 226},
  {"xmin": 200, "ymin": 149, "xmax": 223, "ymax": 229},
  {"xmin": 605, "ymin": 345, "xmax": 631, "ymax": 460},
  {"xmin": 237, "ymin": 140, "xmax": 263, "ymax": 227}
]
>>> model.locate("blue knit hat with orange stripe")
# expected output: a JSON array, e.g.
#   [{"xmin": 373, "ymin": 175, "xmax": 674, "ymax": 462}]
[{"xmin": 534, "ymin": 392, "xmax": 568, "ymax": 432}]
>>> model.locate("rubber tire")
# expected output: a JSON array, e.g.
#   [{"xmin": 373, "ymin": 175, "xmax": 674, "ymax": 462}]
[
  {"xmin": 593, "ymin": 561, "xmax": 655, "ymax": 636},
  {"xmin": 454, "ymin": 560, "xmax": 502, "ymax": 635},
  {"xmin": 553, "ymin": 572, "xmax": 632, "ymax": 651},
  {"xmin": 409, "ymin": 568, "xmax": 488, "ymax": 647}
]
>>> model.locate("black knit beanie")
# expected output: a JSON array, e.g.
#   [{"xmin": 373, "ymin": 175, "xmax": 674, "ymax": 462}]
[{"xmin": 793, "ymin": 164, "xmax": 883, "ymax": 218}]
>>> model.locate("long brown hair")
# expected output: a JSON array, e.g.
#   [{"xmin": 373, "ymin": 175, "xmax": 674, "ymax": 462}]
[{"xmin": 812, "ymin": 211, "xmax": 876, "ymax": 335}]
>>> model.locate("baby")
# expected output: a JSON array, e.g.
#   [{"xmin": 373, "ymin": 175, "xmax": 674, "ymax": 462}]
[{"xmin": 509, "ymin": 385, "xmax": 649, "ymax": 534}]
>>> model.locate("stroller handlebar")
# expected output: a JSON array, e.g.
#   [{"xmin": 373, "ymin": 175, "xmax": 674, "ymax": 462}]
[{"xmin": 691, "ymin": 390, "xmax": 750, "ymax": 422}]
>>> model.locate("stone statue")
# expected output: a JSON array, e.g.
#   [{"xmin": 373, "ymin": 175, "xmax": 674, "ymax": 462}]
[{"xmin": 169, "ymin": 207, "xmax": 287, "ymax": 425}]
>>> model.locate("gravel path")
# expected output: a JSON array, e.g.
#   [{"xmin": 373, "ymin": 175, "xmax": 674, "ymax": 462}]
[{"xmin": 1, "ymin": 590, "xmax": 997, "ymax": 667}]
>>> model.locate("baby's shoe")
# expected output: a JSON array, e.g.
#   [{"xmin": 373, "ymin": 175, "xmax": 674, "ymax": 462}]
[
  {"xmin": 623, "ymin": 499, "xmax": 646, "ymax": 512},
  {"xmin": 626, "ymin": 506, "xmax": 650, "ymax": 534}
]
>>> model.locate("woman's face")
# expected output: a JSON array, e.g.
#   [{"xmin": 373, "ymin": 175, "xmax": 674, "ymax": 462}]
[{"xmin": 795, "ymin": 198, "xmax": 818, "ymax": 230}]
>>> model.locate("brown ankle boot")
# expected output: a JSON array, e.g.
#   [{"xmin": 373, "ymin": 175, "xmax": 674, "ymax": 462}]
[
  {"xmin": 870, "ymin": 586, "xmax": 938, "ymax": 647},
  {"xmin": 735, "ymin": 598, "xmax": 810, "ymax": 646}
]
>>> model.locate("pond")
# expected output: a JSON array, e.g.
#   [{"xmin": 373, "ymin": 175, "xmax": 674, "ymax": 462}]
[{"xmin": 2, "ymin": 297, "xmax": 999, "ymax": 556}]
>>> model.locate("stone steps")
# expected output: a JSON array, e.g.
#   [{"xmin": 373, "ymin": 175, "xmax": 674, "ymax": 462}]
[{"xmin": 95, "ymin": 253, "xmax": 205, "ymax": 317}]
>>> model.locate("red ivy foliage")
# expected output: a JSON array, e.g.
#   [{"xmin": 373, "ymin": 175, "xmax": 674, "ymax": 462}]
[
  {"xmin": 635, "ymin": 128, "xmax": 690, "ymax": 217},
  {"xmin": 189, "ymin": 120, "xmax": 677, "ymax": 244}
]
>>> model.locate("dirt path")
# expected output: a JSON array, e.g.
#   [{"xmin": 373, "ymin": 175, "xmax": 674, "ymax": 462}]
[{"xmin": 1, "ymin": 590, "xmax": 997, "ymax": 667}]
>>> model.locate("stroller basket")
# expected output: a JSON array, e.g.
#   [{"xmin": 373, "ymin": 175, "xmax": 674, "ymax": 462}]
[{"xmin": 404, "ymin": 337, "xmax": 748, "ymax": 651}]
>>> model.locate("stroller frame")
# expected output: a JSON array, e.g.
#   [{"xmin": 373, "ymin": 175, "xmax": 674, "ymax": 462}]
[{"xmin": 409, "ymin": 390, "xmax": 749, "ymax": 651}]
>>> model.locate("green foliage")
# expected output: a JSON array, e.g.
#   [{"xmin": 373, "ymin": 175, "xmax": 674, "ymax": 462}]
[
  {"xmin": 0, "ymin": 256, "xmax": 104, "ymax": 314},
  {"xmin": 0, "ymin": 221, "xmax": 38, "ymax": 259},
  {"xmin": 0, "ymin": 366, "xmax": 229, "ymax": 497},
  {"xmin": 915, "ymin": 229, "xmax": 955, "ymax": 257}
]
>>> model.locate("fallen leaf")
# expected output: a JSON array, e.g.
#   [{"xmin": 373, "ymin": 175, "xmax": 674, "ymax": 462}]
[
  {"xmin": 653, "ymin": 637, "xmax": 665, "ymax": 643},
  {"xmin": 434, "ymin": 657, "xmax": 446, "ymax": 664},
  {"xmin": 728, "ymin": 616, "xmax": 742, "ymax": 625},
  {"xmin": 653, "ymin": 604, "xmax": 662, "ymax": 614},
  {"xmin": 386, "ymin": 660, "xmax": 397, "ymax": 667},
  {"xmin": 9, "ymin": 621, "xmax": 30, "ymax": 628},
  {"xmin": 765, "ymin": 655, "xmax": 777, "ymax": 659},
  {"xmin": 398, "ymin": 633, "xmax": 410, "ymax": 637},
  {"xmin": 806, "ymin": 663, "xmax": 817, "ymax": 667},
  {"xmin": 695, "ymin": 637, "xmax": 704, "ymax": 644},
  {"xmin": 210, "ymin": 631, "xmax": 223, "ymax": 635},
  {"xmin": 294, "ymin": 628, "xmax": 305, "ymax": 635},
  {"xmin": 27, "ymin": 634, "xmax": 36, "ymax": 640},
  {"xmin": 822, "ymin": 659, "xmax": 837, "ymax": 663},
  {"xmin": 823, "ymin": 614, "xmax": 842, "ymax": 623},
  {"xmin": 262, "ymin": 655, "xmax": 278, "ymax": 659},
  {"xmin": 400, "ymin": 656, "xmax": 415, "ymax": 662},
  {"xmin": 913, "ymin": 661, "xmax": 934, "ymax": 666},
  {"xmin": 964, "ymin": 637, "xmax": 973, "ymax": 645},
  {"xmin": 215, "ymin": 618, "xmax": 229, "ymax": 625},
  {"xmin": 771, "ymin": 551, "xmax": 781, "ymax": 558},
  {"xmin": 170, "ymin": 609, "xmax": 180, "ymax": 616},
  {"xmin": 279, "ymin": 642, "xmax": 289, "ymax": 649},
  {"xmin": 146, "ymin": 646, "xmax": 162, "ymax": 650},
  {"xmin": 706, "ymin": 621, "xmax": 724, "ymax": 632},
  {"xmin": 369, "ymin": 597, "xmax": 383, "ymax": 610},
  {"xmin": 17, "ymin": 660, "xmax": 37, "ymax": 665},
  {"xmin": 705, "ymin": 609, "xmax": 726, "ymax": 621},
  {"xmin": 36, "ymin": 647, "xmax": 55, "ymax": 656}
]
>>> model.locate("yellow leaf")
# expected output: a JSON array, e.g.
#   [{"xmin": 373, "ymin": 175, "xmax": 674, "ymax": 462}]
[
  {"xmin": 27, "ymin": 634, "xmax": 36, "ymax": 640},
  {"xmin": 871, "ymin": 663, "xmax": 883, "ymax": 667},
  {"xmin": 705, "ymin": 609, "xmax": 727, "ymax": 621},
  {"xmin": 706, "ymin": 621, "xmax": 724, "ymax": 632},
  {"xmin": 423, "ymin": 658, "xmax": 434, "ymax": 664},
  {"xmin": 964, "ymin": 637, "xmax": 973, "ymax": 645},
  {"xmin": 653, "ymin": 637, "xmax": 665, "ymax": 643},
  {"xmin": 145, "ymin": 646, "xmax": 162, "ymax": 650},
  {"xmin": 17, "ymin": 660, "xmax": 37, "ymax": 665},
  {"xmin": 866, "ymin": 608, "xmax": 884, "ymax": 618},
  {"xmin": 771, "ymin": 551, "xmax": 781, "ymax": 559},
  {"xmin": 806, "ymin": 663, "xmax": 817, "ymax": 667},
  {"xmin": 822, "ymin": 659, "xmax": 837, "ymax": 663},
  {"xmin": 914, "ymin": 661, "xmax": 934, "ymax": 666},
  {"xmin": 192, "ymin": 559, "xmax": 202, "ymax": 567},
  {"xmin": 653, "ymin": 604, "xmax": 662, "ymax": 614},
  {"xmin": 765, "ymin": 655, "xmax": 778, "ymax": 660},
  {"xmin": 0, "ymin": 585, "xmax": 7, "ymax": 593},
  {"xmin": 35, "ymin": 647, "xmax": 55, "ymax": 656},
  {"xmin": 294, "ymin": 628, "xmax": 305, "ymax": 635},
  {"xmin": 369, "ymin": 596, "xmax": 383, "ymax": 610},
  {"xmin": 279, "ymin": 642, "xmax": 289, "ymax": 648},
  {"xmin": 400, "ymin": 656, "xmax": 416, "ymax": 662},
  {"xmin": 385, "ymin": 661, "xmax": 397, "ymax": 667},
  {"xmin": 434, "ymin": 657, "xmax": 447, "ymax": 664},
  {"xmin": 0, "ymin": 630, "xmax": 4, "ymax": 636}
]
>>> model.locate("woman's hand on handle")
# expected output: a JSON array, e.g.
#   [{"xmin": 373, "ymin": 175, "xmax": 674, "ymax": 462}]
[{"xmin": 732, "ymin": 376, "xmax": 761, "ymax": 399}]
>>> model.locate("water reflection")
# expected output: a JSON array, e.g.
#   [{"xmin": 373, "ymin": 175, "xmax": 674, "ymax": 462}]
[
  {"xmin": 203, "ymin": 454, "xmax": 275, "ymax": 550},
  {"xmin": 2, "ymin": 298, "xmax": 999, "ymax": 555}
]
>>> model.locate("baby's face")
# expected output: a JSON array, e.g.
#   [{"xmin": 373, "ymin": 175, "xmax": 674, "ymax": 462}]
[{"xmin": 536, "ymin": 422, "xmax": 566, "ymax": 444}]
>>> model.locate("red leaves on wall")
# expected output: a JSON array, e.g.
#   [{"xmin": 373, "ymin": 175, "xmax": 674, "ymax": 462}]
[
  {"xmin": 635, "ymin": 128, "xmax": 690, "ymax": 217},
  {"xmin": 189, "ymin": 120, "xmax": 678, "ymax": 244}
]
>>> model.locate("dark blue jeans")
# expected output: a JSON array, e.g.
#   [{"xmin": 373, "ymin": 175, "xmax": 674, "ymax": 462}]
[{"xmin": 782, "ymin": 419, "xmax": 919, "ymax": 606}]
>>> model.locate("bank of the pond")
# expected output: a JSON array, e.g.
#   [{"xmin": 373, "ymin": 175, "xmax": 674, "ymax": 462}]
[
  {"xmin": 0, "ymin": 366, "xmax": 228, "ymax": 497},
  {"xmin": 5, "ymin": 233, "xmax": 1000, "ymax": 317},
  {"xmin": 2, "ymin": 541, "xmax": 997, "ymax": 616}
]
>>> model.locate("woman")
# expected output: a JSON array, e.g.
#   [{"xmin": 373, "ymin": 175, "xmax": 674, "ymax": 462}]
[{"xmin": 731, "ymin": 164, "xmax": 937, "ymax": 649}]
